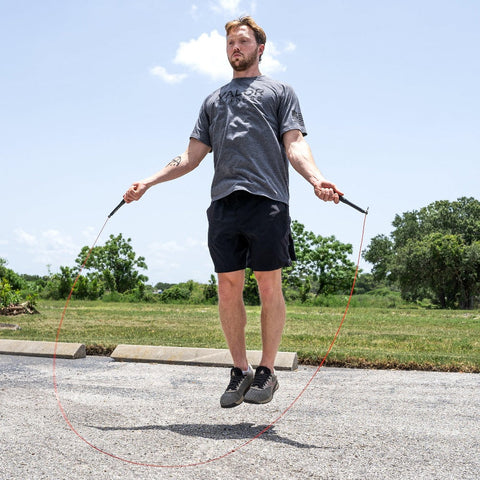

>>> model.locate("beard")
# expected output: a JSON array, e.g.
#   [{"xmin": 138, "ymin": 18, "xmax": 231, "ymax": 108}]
[{"xmin": 228, "ymin": 48, "xmax": 259, "ymax": 72}]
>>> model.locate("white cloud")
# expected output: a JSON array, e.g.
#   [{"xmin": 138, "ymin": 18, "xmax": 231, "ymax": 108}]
[
  {"xmin": 284, "ymin": 41, "xmax": 296, "ymax": 53},
  {"xmin": 146, "ymin": 237, "xmax": 210, "ymax": 281},
  {"xmin": 171, "ymin": 30, "xmax": 293, "ymax": 82},
  {"xmin": 209, "ymin": 0, "xmax": 257, "ymax": 16},
  {"xmin": 174, "ymin": 30, "xmax": 231, "ymax": 82},
  {"xmin": 14, "ymin": 228, "xmax": 78, "ymax": 268},
  {"xmin": 41, "ymin": 230, "xmax": 77, "ymax": 254},
  {"xmin": 149, "ymin": 240, "xmax": 186, "ymax": 255},
  {"xmin": 81, "ymin": 226, "xmax": 96, "ymax": 242},
  {"xmin": 150, "ymin": 66, "xmax": 188, "ymax": 84},
  {"xmin": 190, "ymin": 4, "xmax": 199, "ymax": 18},
  {"xmin": 14, "ymin": 228, "xmax": 36, "ymax": 247},
  {"xmin": 261, "ymin": 41, "xmax": 288, "ymax": 75},
  {"xmin": 147, "ymin": 238, "xmax": 207, "ymax": 257},
  {"xmin": 150, "ymin": 26, "xmax": 295, "ymax": 84},
  {"xmin": 210, "ymin": 0, "xmax": 241, "ymax": 16}
]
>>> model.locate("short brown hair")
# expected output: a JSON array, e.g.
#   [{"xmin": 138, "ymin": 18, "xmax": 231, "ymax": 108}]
[{"xmin": 225, "ymin": 16, "xmax": 267, "ymax": 46}]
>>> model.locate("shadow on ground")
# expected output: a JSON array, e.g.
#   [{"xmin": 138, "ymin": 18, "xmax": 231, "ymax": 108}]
[{"xmin": 90, "ymin": 421, "xmax": 332, "ymax": 449}]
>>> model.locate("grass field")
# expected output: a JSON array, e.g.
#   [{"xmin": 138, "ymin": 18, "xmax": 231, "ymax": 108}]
[{"xmin": 1, "ymin": 300, "xmax": 479, "ymax": 373}]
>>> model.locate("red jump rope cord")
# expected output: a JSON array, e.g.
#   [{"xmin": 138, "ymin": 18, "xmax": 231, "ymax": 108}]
[{"xmin": 53, "ymin": 210, "xmax": 368, "ymax": 468}]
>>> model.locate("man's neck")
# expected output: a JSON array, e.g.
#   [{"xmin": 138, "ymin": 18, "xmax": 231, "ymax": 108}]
[{"xmin": 232, "ymin": 67, "xmax": 262, "ymax": 79}]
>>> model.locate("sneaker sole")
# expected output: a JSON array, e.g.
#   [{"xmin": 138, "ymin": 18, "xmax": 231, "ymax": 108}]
[
  {"xmin": 244, "ymin": 381, "xmax": 279, "ymax": 405},
  {"xmin": 220, "ymin": 395, "xmax": 247, "ymax": 408},
  {"xmin": 220, "ymin": 372, "xmax": 254, "ymax": 408}
]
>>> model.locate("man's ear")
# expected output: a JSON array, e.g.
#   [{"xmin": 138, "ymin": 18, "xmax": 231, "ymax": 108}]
[{"xmin": 258, "ymin": 44, "xmax": 265, "ymax": 58}]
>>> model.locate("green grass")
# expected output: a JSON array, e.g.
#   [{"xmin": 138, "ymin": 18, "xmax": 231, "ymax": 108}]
[{"xmin": 1, "ymin": 300, "xmax": 479, "ymax": 372}]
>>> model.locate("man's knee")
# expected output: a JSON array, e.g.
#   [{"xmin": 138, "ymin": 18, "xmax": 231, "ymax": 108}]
[
  {"xmin": 218, "ymin": 270, "xmax": 245, "ymax": 301},
  {"xmin": 254, "ymin": 269, "xmax": 283, "ymax": 302}
]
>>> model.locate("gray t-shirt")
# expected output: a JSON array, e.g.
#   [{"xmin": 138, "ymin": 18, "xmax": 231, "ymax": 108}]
[{"xmin": 190, "ymin": 75, "xmax": 307, "ymax": 205}]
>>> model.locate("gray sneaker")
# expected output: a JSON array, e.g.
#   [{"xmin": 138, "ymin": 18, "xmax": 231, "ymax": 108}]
[
  {"xmin": 220, "ymin": 366, "xmax": 254, "ymax": 408},
  {"xmin": 244, "ymin": 366, "xmax": 279, "ymax": 404}
]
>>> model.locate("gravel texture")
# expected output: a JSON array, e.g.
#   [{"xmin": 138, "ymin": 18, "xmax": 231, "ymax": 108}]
[{"xmin": 0, "ymin": 355, "xmax": 478, "ymax": 479}]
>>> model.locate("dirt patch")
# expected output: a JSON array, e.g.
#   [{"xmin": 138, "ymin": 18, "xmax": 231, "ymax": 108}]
[
  {"xmin": 86, "ymin": 344, "xmax": 115, "ymax": 356},
  {"xmin": 300, "ymin": 356, "xmax": 480, "ymax": 374}
]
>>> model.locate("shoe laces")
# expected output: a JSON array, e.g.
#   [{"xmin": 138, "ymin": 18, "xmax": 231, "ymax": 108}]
[
  {"xmin": 251, "ymin": 367, "xmax": 271, "ymax": 388},
  {"xmin": 227, "ymin": 367, "xmax": 246, "ymax": 391}
]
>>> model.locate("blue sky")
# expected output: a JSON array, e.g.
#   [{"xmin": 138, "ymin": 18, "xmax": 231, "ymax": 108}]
[{"xmin": 1, "ymin": 0, "xmax": 479, "ymax": 285}]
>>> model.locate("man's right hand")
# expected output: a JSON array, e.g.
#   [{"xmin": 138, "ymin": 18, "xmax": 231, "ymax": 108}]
[{"xmin": 123, "ymin": 182, "xmax": 148, "ymax": 203}]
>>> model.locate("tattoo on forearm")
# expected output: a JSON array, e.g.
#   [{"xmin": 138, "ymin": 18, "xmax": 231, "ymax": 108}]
[{"xmin": 167, "ymin": 155, "xmax": 182, "ymax": 167}]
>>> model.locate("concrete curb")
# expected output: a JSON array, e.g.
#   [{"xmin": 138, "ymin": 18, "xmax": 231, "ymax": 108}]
[
  {"xmin": 0, "ymin": 340, "xmax": 298, "ymax": 370},
  {"xmin": 0, "ymin": 339, "xmax": 86, "ymax": 359},
  {"xmin": 111, "ymin": 344, "xmax": 298, "ymax": 371}
]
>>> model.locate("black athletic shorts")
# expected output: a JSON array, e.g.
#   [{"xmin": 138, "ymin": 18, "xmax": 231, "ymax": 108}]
[{"xmin": 206, "ymin": 190, "xmax": 296, "ymax": 273}]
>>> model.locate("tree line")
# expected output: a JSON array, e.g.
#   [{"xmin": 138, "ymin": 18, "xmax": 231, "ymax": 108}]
[
  {"xmin": 1, "ymin": 197, "xmax": 479, "ymax": 309},
  {"xmin": 0, "ymin": 225, "xmax": 357, "ymax": 307},
  {"xmin": 364, "ymin": 197, "xmax": 480, "ymax": 309}
]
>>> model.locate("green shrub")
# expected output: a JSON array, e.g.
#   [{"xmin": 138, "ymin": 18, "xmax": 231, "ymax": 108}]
[{"xmin": 0, "ymin": 278, "xmax": 22, "ymax": 307}]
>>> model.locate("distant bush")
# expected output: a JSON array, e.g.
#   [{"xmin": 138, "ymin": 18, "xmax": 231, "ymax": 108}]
[
  {"xmin": 160, "ymin": 284, "xmax": 192, "ymax": 302},
  {"xmin": 0, "ymin": 278, "xmax": 22, "ymax": 307},
  {"xmin": 158, "ymin": 280, "xmax": 208, "ymax": 304},
  {"xmin": 0, "ymin": 258, "xmax": 26, "ymax": 293},
  {"xmin": 0, "ymin": 277, "xmax": 37, "ymax": 309}
]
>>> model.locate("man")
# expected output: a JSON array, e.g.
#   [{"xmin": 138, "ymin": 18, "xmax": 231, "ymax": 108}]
[{"xmin": 124, "ymin": 16, "xmax": 343, "ymax": 408}]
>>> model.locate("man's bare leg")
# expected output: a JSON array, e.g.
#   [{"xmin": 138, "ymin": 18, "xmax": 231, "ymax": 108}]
[
  {"xmin": 217, "ymin": 270, "xmax": 249, "ymax": 372},
  {"xmin": 254, "ymin": 268, "xmax": 286, "ymax": 371}
]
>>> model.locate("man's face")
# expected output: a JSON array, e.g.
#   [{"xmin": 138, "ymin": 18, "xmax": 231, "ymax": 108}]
[{"xmin": 226, "ymin": 25, "xmax": 264, "ymax": 72}]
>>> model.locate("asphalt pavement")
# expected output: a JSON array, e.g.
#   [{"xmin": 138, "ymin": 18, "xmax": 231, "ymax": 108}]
[{"xmin": 1, "ymin": 355, "xmax": 478, "ymax": 479}]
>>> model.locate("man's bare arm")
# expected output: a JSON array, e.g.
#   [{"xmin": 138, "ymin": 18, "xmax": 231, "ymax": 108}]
[
  {"xmin": 283, "ymin": 129, "xmax": 343, "ymax": 202},
  {"xmin": 123, "ymin": 138, "xmax": 211, "ymax": 203}
]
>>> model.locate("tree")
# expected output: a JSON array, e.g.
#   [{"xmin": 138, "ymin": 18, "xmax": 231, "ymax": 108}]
[
  {"xmin": 0, "ymin": 258, "xmax": 40, "ymax": 309},
  {"xmin": 362, "ymin": 234, "xmax": 395, "ymax": 284},
  {"xmin": 363, "ymin": 197, "xmax": 480, "ymax": 308},
  {"xmin": 74, "ymin": 273, "xmax": 105, "ymax": 300},
  {"xmin": 154, "ymin": 281, "xmax": 174, "ymax": 293},
  {"xmin": 160, "ymin": 284, "xmax": 191, "ymax": 302},
  {"xmin": 0, "ymin": 258, "xmax": 25, "ymax": 291},
  {"xmin": 0, "ymin": 278, "xmax": 22, "ymax": 308},
  {"xmin": 75, "ymin": 233, "xmax": 148, "ymax": 293},
  {"xmin": 243, "ymin": 268, "xmax": 260, "ymax": 305},
  {"xmin": 203, "ymin": 274, "xmax": 218, "ymax": 303},
  {"xmin": 285, "ymin": 221, "xmax": 357, "ymax": 297}
]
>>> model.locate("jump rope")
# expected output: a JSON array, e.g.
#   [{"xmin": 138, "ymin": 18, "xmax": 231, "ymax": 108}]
[{"xmin": 53, "ymin": 195, "xmax": 368, "ymax": 468}]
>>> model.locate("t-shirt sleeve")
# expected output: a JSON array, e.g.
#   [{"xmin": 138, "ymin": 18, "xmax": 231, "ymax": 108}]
[
  {"xmin": 190, "ymin": 99, "xmax": 212, "ymax": 149},
  {"xmin": 278, "ymin": 85, "xmax": 308, "ymax": 137}
]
